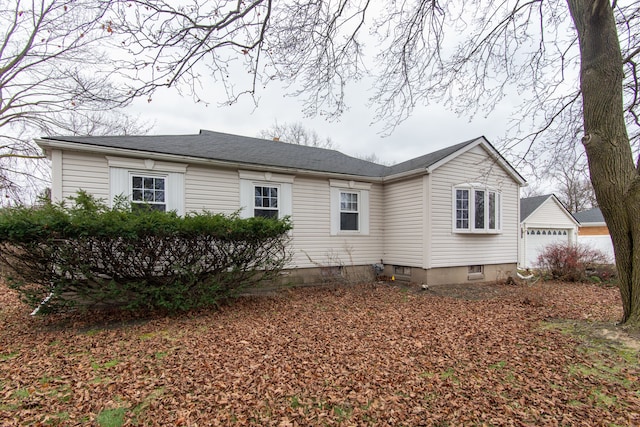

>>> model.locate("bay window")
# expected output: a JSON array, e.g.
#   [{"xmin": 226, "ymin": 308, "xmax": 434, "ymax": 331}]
[{"xmin": 454, "ymin": 186, "xmax": 501, "ymax": 233}]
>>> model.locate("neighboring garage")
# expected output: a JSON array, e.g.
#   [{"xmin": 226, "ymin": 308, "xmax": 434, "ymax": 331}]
[{"xmin": 519, "ymin": 194, "xmax": 579, "ymax": 269}]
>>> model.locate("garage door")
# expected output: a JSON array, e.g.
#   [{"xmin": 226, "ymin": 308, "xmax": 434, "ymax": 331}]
[{"xmin": 525, "ymin": 228, "xmax": 571, "ymax": 268}]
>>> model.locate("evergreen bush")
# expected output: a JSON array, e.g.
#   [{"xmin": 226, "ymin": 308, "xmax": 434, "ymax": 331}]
[{"xmin": 0, "ymin": 191, "xmax": 292, "ymax": 314}]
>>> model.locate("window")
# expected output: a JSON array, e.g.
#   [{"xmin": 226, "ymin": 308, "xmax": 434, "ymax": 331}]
[
  {"xmin": 488, "ymin": 191, "xmax": 497, "ymax": 229},
  {"xmin": 456, "ymin": 189, "xmax": 469, "ymax": 229},
  {"xmin": 108, "ymin": 157, "xmax": 186, "ymax": 216},
  {"xmin": 468, "ymin": 265, "xmax": 484, "ymax": 280},
  {"xmin": 454, "ymin": 186, "xmax": 501, "ymax": 233},
  {"xmin": 238, "ymin": 171, "xmax": 293, "ymax": 220},
  {"xmin": 474, "ymin": 190, "xmax": 485, "ymax": 229},
  {"xmin": 394, "ymin": 266, "xmax": 411, "ymax": 276},
  {"xmin": 131, "ymin": 175, "xmax": 166, "ymax": 211},
  {"xmin": 254, "ymin": 185, "xmax": 279, "ymax": 218},
  {"xmin": 340, "ymin": 191, "xmax": 359, "ymax": 231},
  {"xmin": 329, "ymin": 180, "xmax": 370, "ymax": 235}
]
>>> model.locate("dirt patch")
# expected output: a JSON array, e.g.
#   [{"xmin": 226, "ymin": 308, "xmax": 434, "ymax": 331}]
[
  {"xmin": 560, "ymin": 319, "xmax": 640, "ymax": 351},
  {"xmin": 418, "ymin": 281, "xmax": 515, "ymax": 300},
  {"xmin": 595, "ymin": 324, "xmax": 640, "ymax": 351}
]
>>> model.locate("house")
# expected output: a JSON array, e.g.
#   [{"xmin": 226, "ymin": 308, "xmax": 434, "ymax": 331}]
[
  {"xmin": 573, "ymin": 207, "xmax": 615, "ymax": 262},
  {"xmin": 519, "ymin": 194, "xmax": 579, "ymax": 269},
  {"xmin": 36, "ymin": 130, "xmax": 526, "ymax": 285}
]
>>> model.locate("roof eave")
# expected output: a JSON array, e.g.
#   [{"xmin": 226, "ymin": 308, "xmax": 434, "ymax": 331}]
[
  {"xmin": 35, "ymin": 138, "xmax": 384, "ymax": 183},
  {"xmin": 381, "ymin": 167, "xmax": 430, "ymax": 183}
]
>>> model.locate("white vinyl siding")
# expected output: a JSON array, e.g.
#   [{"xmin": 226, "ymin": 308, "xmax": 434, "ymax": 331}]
[
  {"xmin": 525, "ymin": 200, "xmax": 578, "ymax": 228},
  {"xmin": 48, "ymin": 137, "xmax": 522, "ymax": 274},
  {"xmin": 383, "ymin": 177, "xmax": 424, "ymax": 267},
  {"xmin": 291, "ymin": 177, "xmax": 383, "ymax": 268},
  {"xmin": 184, "ymin": 166, "xmax": 239, "ymax": 214},
  {"xmin": 60, "ymin": 151, "xmax": 110, "ymax": 202},
  {"xmin": 429, "ymin": 145, "xmax": 519, "ymax": 268}
]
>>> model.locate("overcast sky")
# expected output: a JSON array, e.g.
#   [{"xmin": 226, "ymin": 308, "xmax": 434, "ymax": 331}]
[{"xmin": 126, "ymin": 77, "xmax": 520, "ymax": 169}]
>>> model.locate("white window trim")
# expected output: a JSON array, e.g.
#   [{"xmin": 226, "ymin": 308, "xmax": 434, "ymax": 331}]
[
  {"xmin": 239, "ymin": 171, "xmax": 293, "ymax": 219},
  {"xmin": 330, "ymin": 180, "xmax": 370, "ymax": 235},
  {"xmin": 253, "ymin": 184, "xmax": 281, "ymax": 218},
  {"xmin": 130, "ymin": 173, "xmax": 168, "ymax": 211},
  {"xmin": 339, "ymin": 190, "xmax": 360, "ymax": 232},
  {"xmin": 452, "ymin": 184, "xmax": 501, "ymax": 234},
  {"xmin": 109, "ymin": 162, "xmax": 185, "ymax": 215}
]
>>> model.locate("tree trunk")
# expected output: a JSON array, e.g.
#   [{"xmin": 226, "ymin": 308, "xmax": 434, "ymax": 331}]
[{"xmin": 567, "ymin": 0, "xmax": 640, "ymax": 326}]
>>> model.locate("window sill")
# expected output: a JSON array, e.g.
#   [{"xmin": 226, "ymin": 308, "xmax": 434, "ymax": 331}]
[
  {"xmin": 454, "ymin": 229, "xmax": 502, "ymax": 235},
  {"xmin": 335, "ymin": 230, "xmax": 367, "ymax": 236}
]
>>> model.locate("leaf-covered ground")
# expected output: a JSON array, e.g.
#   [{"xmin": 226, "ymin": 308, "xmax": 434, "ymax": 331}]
[{"xmin": 0, "ymin": 281, "xmax": 638, "ymax": 426}]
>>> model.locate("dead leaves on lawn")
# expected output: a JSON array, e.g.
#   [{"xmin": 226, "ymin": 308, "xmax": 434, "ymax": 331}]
[{"xmin": 0, "ymin": 281, "xmax": 638, "ymax": 426}]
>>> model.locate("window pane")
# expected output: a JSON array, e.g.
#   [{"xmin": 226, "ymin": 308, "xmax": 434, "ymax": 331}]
[
  {"xmin": 154, "ymin": 179, "xmax": 164, "ymax": 190},
  {"xmin": 156, "ymin": 190, "xmax": 165, "ymax": 203},
  {"xmin": 475, "ymin": 190, "xmax": 485, "ymax": 229},
  {"xmin": 144, "ymin": 177, "xmax": 153, "ymax": 188},
  {"xmin": 132, "ymin": 202, "xmax": 166, "ymax": 212},
  {"xmin": 456, "ymin": 189, "xmax": 469, "ymax": 229},
  {"xmin": 132, "ymin": 190, "xmax": 142, "ymax": 201},
  {"xmin": 340, "ymin": 192, "xmax": 358, "ymax": 212},
  {"xmin": 340, "ymin": 212, "xmax": 358, "ymax": 230},
  {"xmin": 144, "ymin": 190, "xmax": 154, "ymax": 201},
  {"xmin": 254, "ymin": 186, "xmax": 278, "ymax": 215},
  {"xmin": 254, "ymin": 209, "xmax": 278, "ymax": 219},
  {"xmin": 489, "ymin": 192, "xmax": 496, "ymax": 229},
  {"xmin": 132, "ymin": 176, "xmax": 142, "ymax": 188}
]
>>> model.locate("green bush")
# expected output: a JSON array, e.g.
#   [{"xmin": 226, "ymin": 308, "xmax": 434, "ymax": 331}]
[{"xmin": 0, "ymin": 191, "xmax": 292, "ymax": 314}]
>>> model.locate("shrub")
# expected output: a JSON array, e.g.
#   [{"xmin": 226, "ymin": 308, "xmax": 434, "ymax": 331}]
[
  {"xmin": 0, "ymin": 191, "xmax": 292, "ymax": 314},
  {"xmin": 535, "ymin": 242, "xmax": 611, "ymax": 282}
]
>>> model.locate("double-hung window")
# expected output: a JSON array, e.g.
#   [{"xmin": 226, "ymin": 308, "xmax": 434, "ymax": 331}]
[
  {"xmin": 108, "ymin": 157, "xmax": 186, "ymax": 216},
  {"xmin": 329, "ymin": 180, "xmax": 370, "ymax": 235},
  {"xmin": 339, "ymin": 191, "xmax": 359, "ymax": 231},
  {"xmin": 254, "ymin": 185, "xmax": 279, "ymax": 218},
  {"xmin": 454, "ymin": 186, "xmax": 501, "ymax": 233},
  {"xmin": 131, "ymin": 175, "xmax": 167, "ymax": 212},
  {"xmin": 238, "ymin": 171, "xmax": 293, "ymax": 220}
]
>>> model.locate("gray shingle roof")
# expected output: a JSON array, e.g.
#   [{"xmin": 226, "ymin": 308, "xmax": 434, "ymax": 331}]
[
  {"xmin": 42, "ymin": 130, "xmax": 485, "ymax": 178},
  {"xmin": 573, "ymin": 207, "xmax": 604, "ymax": 224},
  {"xmin": 520, "ymin": 194, "xmax": 553, "ymax": 222},
  {"xmin": 386, "ymin": 139, "xmax": 480, "ymax": 175}
]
